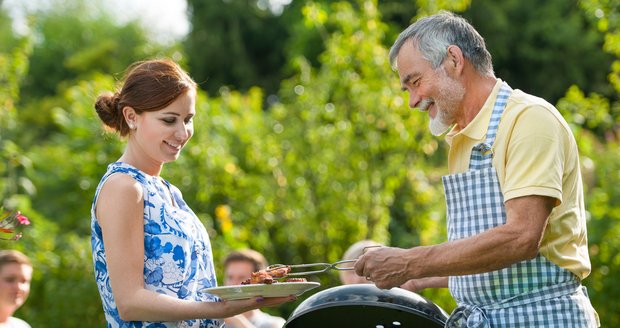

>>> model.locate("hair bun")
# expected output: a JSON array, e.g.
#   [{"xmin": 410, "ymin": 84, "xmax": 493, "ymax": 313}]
[{"xmin": 94, "ymin": 91, "xmax": 121, "ymax": 131}]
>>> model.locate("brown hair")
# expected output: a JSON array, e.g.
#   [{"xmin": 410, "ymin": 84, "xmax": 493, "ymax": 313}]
[
  {"xmin": 0, "ymin": 249, "xmax": 32, "ymax": 271},
  {"xmin": 224, "ymin": 249, "xmax": 268, "ymax": 273},
  {"xmin": 94, "ymin": 59, "xmax": 198, "ymax": 136}
]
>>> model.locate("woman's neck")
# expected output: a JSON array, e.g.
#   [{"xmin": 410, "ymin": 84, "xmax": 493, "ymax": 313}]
[{"xmin": 117, "ymin": 154, "xmax": 163, "ymax": 177}]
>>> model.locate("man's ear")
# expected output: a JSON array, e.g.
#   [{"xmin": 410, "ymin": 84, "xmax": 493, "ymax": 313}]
[{"xmin": 445, "ymin": 45, "xmax": 464, "ymax": 75}]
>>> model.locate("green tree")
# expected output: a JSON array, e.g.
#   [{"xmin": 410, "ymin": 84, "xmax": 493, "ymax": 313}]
[
  {"xmin": 555, "ymin": 1, "xmax": 620, "ymax": 325},
  {"xmin": 0, "ymin": 11, "xmax": 32, "ymax": 210},
  {"xmin": 16, "ymin": 0, "xmax": 180, "ymax": 148},
  {"xmin": 461, "ymin": 0, "xmax": 613, "ymax": 104},
  {"xmin": 3, "ymin": 0, "xmax": 618, "ymax": 325},
  {"xmin": 185, "ymin": 0, "xmax": 290, "ymax": 96},
  {"xmin": 20, "ymin": 0, "xmax": 175, "ymax": 100},
  {"xmin": 0, "ymin": 1, "xmax": 185, "ymax": 326},
  {"xmin": 14, "ymin": 0, "xmax": 182, "ymax": 233},
  {"xmin": 179, "ymin": 0, "xmax": 461, "ymax": 313}
]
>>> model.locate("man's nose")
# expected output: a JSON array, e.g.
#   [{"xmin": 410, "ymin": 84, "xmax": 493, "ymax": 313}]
[{"xmin": 409, "ymin": 91, "xmax": 421, "ymax": 109}]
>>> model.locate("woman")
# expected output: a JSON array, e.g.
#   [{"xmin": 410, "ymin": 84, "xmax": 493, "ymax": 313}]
[
  {"xmin": 0, "ymin": 250, "xmax": 32, "ymax": 328},
  {"xmin": 91, "ymin": 59, "xmax": 294, "ymax": 327}
]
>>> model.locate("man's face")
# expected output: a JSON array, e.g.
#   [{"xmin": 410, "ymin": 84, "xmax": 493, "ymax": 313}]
[
  {"xmin": 224, "ymin": 260, "xmax": 255, "ymax": 286},
  {"xmin": 396, "ymin": 41, "xmax": 464, "ymax": 135},
  {"xmin": 0, "ymin": 263, "xmax": 32, "ymax": 313}
]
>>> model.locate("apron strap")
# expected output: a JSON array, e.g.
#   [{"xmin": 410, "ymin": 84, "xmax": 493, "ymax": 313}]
[{"xmin": 468, "ymin": 82, "xmax": 512, "ymax": 170}]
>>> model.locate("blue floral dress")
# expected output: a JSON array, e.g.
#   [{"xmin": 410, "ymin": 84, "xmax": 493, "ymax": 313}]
[{"xmin": 91, "ymin": 162, "xmax": 222, "ymax": 328}]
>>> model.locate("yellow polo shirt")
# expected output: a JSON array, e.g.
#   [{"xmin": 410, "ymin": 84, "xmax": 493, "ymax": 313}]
[{"xmin": 445, "ymin": 79, "xmax": 591, "ymax": 279}]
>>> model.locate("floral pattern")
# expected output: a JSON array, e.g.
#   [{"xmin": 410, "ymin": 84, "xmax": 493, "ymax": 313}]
[{"xmin": 91, "ymin": 162, "xmax": 221, "ymax": 327}]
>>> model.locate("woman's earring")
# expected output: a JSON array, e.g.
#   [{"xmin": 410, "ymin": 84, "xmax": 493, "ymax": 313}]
[{"xmin": 129, "ymin": 122, "xmax": 135, "ymax": 130}]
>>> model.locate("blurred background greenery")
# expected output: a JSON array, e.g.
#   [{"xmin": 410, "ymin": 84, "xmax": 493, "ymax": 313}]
[{"xmin": 1, "ymin": 0, "xmax": 618, "ymax": 326}]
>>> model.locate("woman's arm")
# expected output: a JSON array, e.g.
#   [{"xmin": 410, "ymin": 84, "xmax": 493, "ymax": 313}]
[{"xmin": 96, "ymin": 174, "xmax": 293, "ymax": 322}]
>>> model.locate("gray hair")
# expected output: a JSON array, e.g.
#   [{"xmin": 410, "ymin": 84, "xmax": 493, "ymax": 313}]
[
  {"xmin": 342, "ymin": 240, "xmax": 381, "ymax": 261},
  {"xmin": 389, "ymin": 11, "xmax": 494, "ymax": 76}
]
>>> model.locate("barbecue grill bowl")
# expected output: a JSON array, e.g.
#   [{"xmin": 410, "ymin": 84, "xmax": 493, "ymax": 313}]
[{"xmin": 285, "ymin": 284, "xmax": 449, "ymax": 327}]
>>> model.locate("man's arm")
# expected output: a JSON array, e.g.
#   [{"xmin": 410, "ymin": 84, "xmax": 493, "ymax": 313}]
[{"xmin": 355, "ymin": 195, "xmax": 556, "ymax": 289}]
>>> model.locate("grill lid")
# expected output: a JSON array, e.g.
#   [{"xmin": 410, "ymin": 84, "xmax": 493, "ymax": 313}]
[{"xmin": 285, "ymin": 284, "xmax": 449, "ymax": 327}]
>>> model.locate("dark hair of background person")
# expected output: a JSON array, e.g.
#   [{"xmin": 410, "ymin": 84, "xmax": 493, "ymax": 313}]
[
  {"xmin": 224, "ymin": 249, "xmax": 269, "ymax": 273},
  {"xmin": 94, "ymin": 59, "xmax": 198, "ymax": 137}
]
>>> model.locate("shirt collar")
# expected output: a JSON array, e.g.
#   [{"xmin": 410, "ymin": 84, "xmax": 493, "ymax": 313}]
[{"xmin": 445, "ymin": 79, "xmax": 503, "ymax": 145}]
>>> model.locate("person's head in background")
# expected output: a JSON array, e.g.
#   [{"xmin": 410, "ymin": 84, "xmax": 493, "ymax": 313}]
[
  {"xmin": 224, "ymin": 249, "xmax": 268, "ymax": 286},
  {"xmin": 0, "ymin": 250, "xmax": 33, "ymax": 322},
  {"xmin": 339, "ymin": 240, "xmax": 381, "ymax": 284}
]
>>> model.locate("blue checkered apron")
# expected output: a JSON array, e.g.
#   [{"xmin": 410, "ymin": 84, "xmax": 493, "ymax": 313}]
[{"xmin": 442, "ymin": 83, "xmax": 599, "ymax": 327}]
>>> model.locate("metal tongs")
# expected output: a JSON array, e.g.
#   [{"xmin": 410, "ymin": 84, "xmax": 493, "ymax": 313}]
[
  {"xmin": 267, "ymin": 245, "xmax": 383, "ymax": 276},
  {"xmin": 266, "ymin": 259, "xmax": 357, "ymax": 276}
]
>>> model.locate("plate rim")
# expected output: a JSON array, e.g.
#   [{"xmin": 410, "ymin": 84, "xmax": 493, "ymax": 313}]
[
  {"xmin": 204, "ymin": 281, "xmax": 320, "ymax": 291},
  {"xmin": 202, "ymin": 281, "xmax": 320, "ymax": 300}
]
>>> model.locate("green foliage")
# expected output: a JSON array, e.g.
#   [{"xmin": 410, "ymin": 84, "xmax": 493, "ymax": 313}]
[
  {"xmin": 27, "ymin": 76, "xmax": 125, "ymax": 233},
  {"xmin": 461, "ymin": 0, "xmax": 613, "ymax": 104},
  {"xmin": 0, "ymin": 31, "xmax": 32, "ymax": 208},
  {"xmin": 185, "ymin": 0, "xmax": 289, "ymax": 96},
  {"xmin": 555, "ymin": 2, "xmax": 620, "ymax": 326},
  {"xmin": 184, "ymin": 0, "xmax": 471, "ymax": 98},
  {"xmin": 182, "ymin": 0, "xmax": 454, "ymax": 313},
  {"xmin": 415, "ymin": 0, "xmax": 471, "ymax": 16},
  {"xmin": 1, "ymin": 0, "xmax": 619, "ymax": 326},
  {"xmin": 19, "ymin": 0, "xmax": 177, "ymax": 101},
  {"xmin": 14, "ymin": 0, "xmax": 182, "ymax": 154}
]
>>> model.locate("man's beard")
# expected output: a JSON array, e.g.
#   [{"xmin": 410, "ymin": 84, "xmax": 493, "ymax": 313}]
[
  {"xmin": 423, "ymin": 70, "xmax": 465, "ymax": 136},
  {"xmin": 429, "ymin": 106, "xmax": 453, "ymax": 136}
]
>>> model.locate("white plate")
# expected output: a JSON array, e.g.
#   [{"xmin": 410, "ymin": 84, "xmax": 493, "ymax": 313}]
[{"xmin": 203, "ymin": 282, "xmax": 320, "ymax": 301}]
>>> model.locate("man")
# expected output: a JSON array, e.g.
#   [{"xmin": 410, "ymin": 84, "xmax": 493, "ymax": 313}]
[
  {"xmin": 354, "ymin": 11, "xmax": 599, "ymax": 327},
  {"xmin": 0, "ymin": 250, "xmax": 32, "ymax": 328},
  {"xmin": 223, "ymin": 249, "xmax": 286, "ymax": 328}
]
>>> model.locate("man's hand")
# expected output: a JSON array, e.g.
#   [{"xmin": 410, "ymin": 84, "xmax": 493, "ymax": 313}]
[{"xmin": 354, "ymin": 246, "xmax": 417, "ymax": 289}]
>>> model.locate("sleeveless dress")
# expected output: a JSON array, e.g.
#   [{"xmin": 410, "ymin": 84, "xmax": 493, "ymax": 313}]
[
  {"xmin": 91, "ymin": 162, "xmax": 222, "ymax": 328},
  {"xmin": 442, "ymin": 83, "xmax": 599, "ymax": 327}
]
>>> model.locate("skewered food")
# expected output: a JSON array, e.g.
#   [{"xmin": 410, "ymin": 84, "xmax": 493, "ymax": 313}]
[
  {"xmin": 243, "ymin": 270, "xmax": 276, "ymax": 284},
  {"xmin": 240, "ymin": 265, "xmax": 307, "ymax": 285},
  {"xmin": 267, "ymin": 265, "xmax": 291, "ymax": 278}
]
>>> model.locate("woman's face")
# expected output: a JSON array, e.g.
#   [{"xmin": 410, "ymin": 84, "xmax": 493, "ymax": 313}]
[
  {"xmin": 0, "ymin": 263, "xmax": 32, "ymax": 314},
  {"xmin": 129, "ymin": 89, "xmax": 197, "ymax": 166}
]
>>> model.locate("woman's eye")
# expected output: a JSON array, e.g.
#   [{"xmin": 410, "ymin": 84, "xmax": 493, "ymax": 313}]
[{"xmin": 163, "ymin": 118, "xmax": 176, "ymax": 124}]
